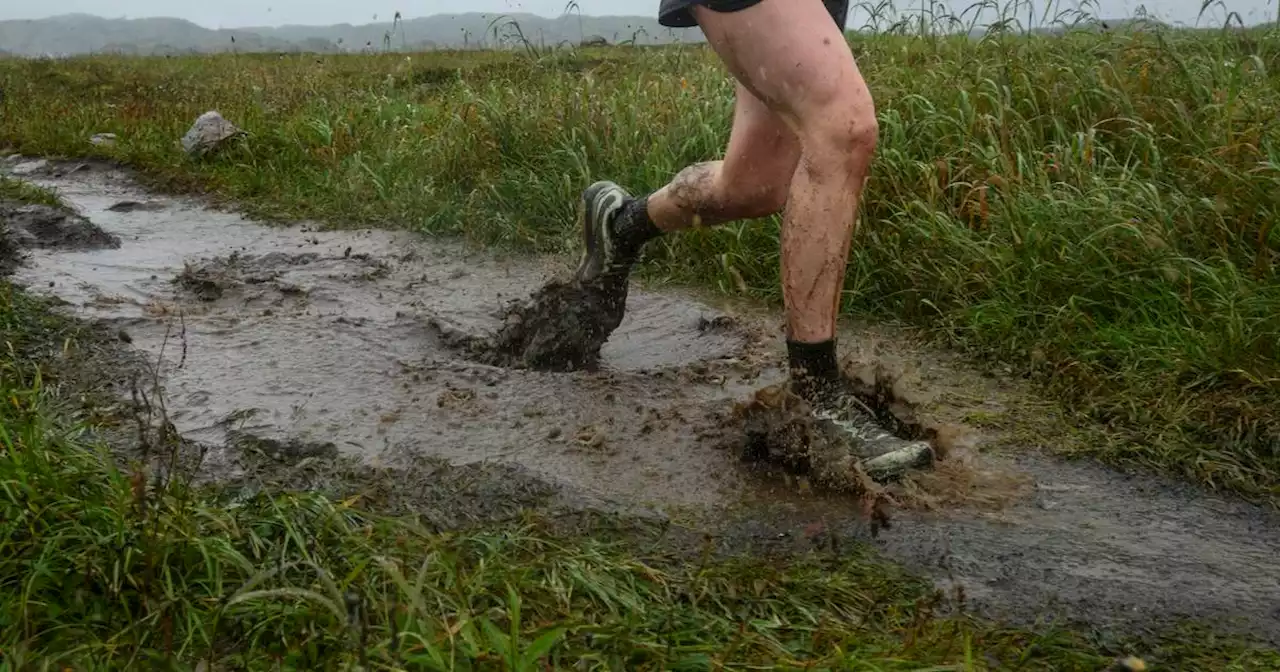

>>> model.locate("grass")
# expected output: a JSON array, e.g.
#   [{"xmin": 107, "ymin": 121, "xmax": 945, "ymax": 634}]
[
  {"xmin": 1, "ymin": 69, "xmax": 1279, "ymax": 671},
  {"xmin": 4, "ymin": 15, "xmax": 1279, "ymax": 503},
  {"xmin": 0, "ymin": 175, "xmax": 65, "ymax": 209}
]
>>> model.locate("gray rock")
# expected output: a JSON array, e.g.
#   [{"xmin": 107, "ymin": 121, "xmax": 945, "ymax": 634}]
[
  {"xmin": 10, "ymin": 159, "xmax": 48, "ymax": 175},
  {"xmin": 181, "ymin": 111, "xmax": 244, "ymax": 157},
  {"xmin": 89, "ymin": 133, "xmax": 117, "ymax": 146}
]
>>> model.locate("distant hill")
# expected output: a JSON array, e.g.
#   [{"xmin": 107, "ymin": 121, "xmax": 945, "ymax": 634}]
[
  {"xmin": 0, "ymin": 11, "xmax": 1196, "ymax": 58},
  {"xmin": 249, "ymin": 13, "xmax": 704, "ymax": 52},
  {"xmin": 0, "ymin": 12, "xmax": 704, "ymax": 57},
  {"xmin": 0, "ymin": 13, "xmax": 298, "ymax": 56}
]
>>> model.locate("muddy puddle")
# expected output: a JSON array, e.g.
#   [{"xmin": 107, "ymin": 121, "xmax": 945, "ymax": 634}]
[
  {"xmin": 5, "ymin": 160, "xmax": 780, "ymax": 512},
  {"xmin": 5, "ymin": 158, "xmax": 1280, "ymax": 647}
]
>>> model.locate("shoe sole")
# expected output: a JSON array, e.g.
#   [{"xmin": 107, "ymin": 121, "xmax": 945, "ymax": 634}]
[
  {"xmin": 815, "ymin": 405, "xmax": 934, "ymax": 482},
  {"xmin": 575, "ymin": 180, "xmax": 628, "ymax": 283},
  {"xmin": 861, "ymin": 443, "xmax": 935, "ymax": 482}
]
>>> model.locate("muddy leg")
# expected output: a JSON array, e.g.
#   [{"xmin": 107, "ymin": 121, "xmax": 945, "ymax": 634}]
[
  {"xmin": 578, "ymin": 0, "xmax": 876, "ymax": 386},
  {"xmin": 641, "ymin": 0, "xmax": 873, "ymax": 394},
  {"xmin": 686, "ymin": 0, "xmax": 931, "ymax": 478},
  {"xmin": 645, "ymin": 83, "xmax": 801, "ymax": 232}
]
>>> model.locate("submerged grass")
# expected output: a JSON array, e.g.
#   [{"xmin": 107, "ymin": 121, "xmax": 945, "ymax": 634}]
[
  {"xmin": 0, "ymin": 11, "xmax": 1278, "ymax": 506},
  {"xmin": 0, "ymin": 175, "xmax": 65, "ymax": 209}
]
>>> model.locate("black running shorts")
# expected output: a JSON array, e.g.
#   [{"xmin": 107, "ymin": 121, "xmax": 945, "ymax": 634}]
[{"xmin": 658, "ymin": 0, "xmax": 850, "ymax": 29}]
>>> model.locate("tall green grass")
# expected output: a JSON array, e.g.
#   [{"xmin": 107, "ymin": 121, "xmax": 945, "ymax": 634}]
[{"xmin": 1, "ymin": 8, "xmax": 1278, "ymax": 500}]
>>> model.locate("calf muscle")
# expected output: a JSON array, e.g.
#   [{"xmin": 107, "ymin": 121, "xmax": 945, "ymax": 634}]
[{"xmin": 647, "ymin": 83, "xmax": 800, "ymax": 232}]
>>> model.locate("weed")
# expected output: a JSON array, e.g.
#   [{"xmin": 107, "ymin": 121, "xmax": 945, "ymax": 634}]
[{"xmin": 0, "ymin": 176, "xmax": 66, "ymax": 210}]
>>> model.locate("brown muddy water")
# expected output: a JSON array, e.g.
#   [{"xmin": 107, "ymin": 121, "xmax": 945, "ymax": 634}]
[{"xmin": 5, "ymin": 158, "xmax": 1280, "ymax": 647}]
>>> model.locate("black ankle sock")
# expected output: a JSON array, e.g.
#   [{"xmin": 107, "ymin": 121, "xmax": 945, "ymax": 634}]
[
  {"xmin": 613, "ymin": 196, "xmax": 662, "ymax": 255},
  {"xmin": 787, "ymin": 338, "xmax": 840, "ymax": 401}
]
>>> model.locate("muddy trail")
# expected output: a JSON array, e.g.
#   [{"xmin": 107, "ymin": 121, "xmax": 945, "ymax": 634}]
[{"xmin": 5, "ymin": 158, "xmax": 1280, "ymax": 648}]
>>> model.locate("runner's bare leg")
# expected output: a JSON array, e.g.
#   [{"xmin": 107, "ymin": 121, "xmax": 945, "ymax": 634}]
[
  {"xmin": 645, "ymin": 81, "xmax": 800, "ymax": 231},
  {"xmin": 650, "ymin": 0, "xmax": 878, "ymax": 349},
  {"xmin": 574, "ymin": 0, "xmax": 931, "ymax": 475}
]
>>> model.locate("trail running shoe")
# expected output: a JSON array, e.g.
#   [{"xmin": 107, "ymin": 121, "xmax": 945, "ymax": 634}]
[
  {"xmin": 805, "ymin": 382, "xmax": 934, "ymax": 482},
  {"xmin": 575, "ymin": 180, "xmax": 635, "ymax": 284}
]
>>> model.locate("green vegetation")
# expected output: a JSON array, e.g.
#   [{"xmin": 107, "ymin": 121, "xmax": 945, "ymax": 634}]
[
  {"xmin": 0, "ymin": 175, "xmax": 65, "ymax": 209},
  {"xmin": 3, "ymin": 30, "xmax": 1280, "ymax": 668},
  {"xmin": 6, "ymin": 22, "xmax": 1276, "ymax": 502}
]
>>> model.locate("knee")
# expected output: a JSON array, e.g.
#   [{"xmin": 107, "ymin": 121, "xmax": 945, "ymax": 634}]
[
  {"xmin": 843, "ymin": 108, "xmax": 880, "ymax": 155},
  {"xmin": 799, "ymin": 98, "xmax": 879, "ymax": 174}
]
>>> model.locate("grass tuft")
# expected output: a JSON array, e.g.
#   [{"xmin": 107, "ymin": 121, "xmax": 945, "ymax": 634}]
[{"xmin": 0, "ymin": 175, "xmax": 66, "ymax": 209}]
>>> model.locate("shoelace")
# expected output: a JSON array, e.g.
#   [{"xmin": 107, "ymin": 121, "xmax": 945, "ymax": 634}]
[{"xmin": 813, "ymin": 396, "xmax": 899, "ymax": 445}]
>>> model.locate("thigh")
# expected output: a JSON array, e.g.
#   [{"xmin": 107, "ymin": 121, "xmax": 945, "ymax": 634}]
[
  {"xmin": 691, "ymin": 0, "xmax": 871, "ymax": 134},
  {"xmin": 662, "ymin": 0, "xmax": 849, "ymax": 29},
  {"xmin": 721, "ymin": 82, "xmax": 801, "ymax": 191}
]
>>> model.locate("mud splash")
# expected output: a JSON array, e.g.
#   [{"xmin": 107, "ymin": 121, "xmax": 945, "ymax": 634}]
[
  {"xmin": 7, "ymin": 159, "xmax": 1280, "ymax": 647},
  {"xmin": 427, "ymin": 275, "xmax": 629, "ymax": 372},
  {"xmin": 733, "ymin": 360, "xmax": 958, "ymax": 491},
  {"xmin": 735, "ymin": 382, "xmax": 883, "ymax": 493},
  {"xmin": 726, "ymin": 356, "xmax": 1031, "ymax": 537}
]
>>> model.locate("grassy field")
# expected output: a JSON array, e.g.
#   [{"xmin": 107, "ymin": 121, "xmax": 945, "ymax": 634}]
[
  {"xmin": 4, "ymin": 17, "xmax": 1279, "ymax": 503},
  {"xmin": 9, "ymin": 181, "xmax": 1269, "ymax": 672},
  {"xmin": 5, "ymin": 19, "xmax": 1280, "ymax": 665}
]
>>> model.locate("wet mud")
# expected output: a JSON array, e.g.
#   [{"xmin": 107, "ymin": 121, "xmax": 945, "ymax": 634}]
[
  {"xmin": 427, "ymin": 274, "xmax": 629, "ymax": 372},
  {"xmin": 6, "ymin": 159, "xmax": 1280, "ymax": 648},
  {"xmin": 211, "ymin": 431, "xmax": 641, "ymax": 534},
  {"xmin": 732, "ymin": 360, "xmax": 971, "ymax": 498},
  {"xmin": 0, "ymin": 200, "xmax": 120, "ymax": 272}
]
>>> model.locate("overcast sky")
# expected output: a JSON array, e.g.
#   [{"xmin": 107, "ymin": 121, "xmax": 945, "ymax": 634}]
[{"xmin": 1, "ymin": 0, "xmax": 1273, "ymax": 30}]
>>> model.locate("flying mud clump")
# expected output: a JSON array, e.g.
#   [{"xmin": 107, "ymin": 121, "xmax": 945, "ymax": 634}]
[
  {"xmin": 0, "ymin": 200, "xmax": 121, "ymax": 274},
  {"xmin": 430, "ymin": 275, "xmax": 629, "ymax": 372},
  {"xmin": 174, "ymin": 251, "xmax": 312, "ymax": 302}
]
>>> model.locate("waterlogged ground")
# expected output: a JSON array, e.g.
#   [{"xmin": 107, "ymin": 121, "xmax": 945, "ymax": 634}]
[{"xmin": 5, "ymin": 157, "xmax": 1280, "ymax": 646}]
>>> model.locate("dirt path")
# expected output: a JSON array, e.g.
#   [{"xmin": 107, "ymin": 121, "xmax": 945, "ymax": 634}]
[{"xmin": 6, "ymin": 158, "xmax": 1280, "ymax": 646}]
